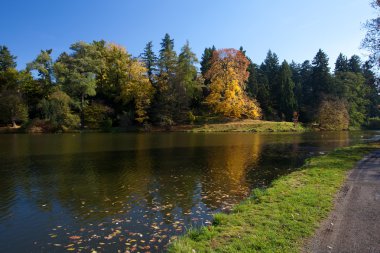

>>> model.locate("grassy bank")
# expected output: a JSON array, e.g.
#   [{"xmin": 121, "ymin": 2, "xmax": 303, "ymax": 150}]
[
  {"xmin": 189, "ymin": 119, "xmax": 306, "ymax": 133},
  {"xmin": 169, "ymin": 143, "xmax": 379, "ymax": 253}
]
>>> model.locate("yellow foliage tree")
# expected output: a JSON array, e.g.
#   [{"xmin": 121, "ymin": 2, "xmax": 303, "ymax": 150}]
[
  {"xmin": 103, "ymin": 44, "xmax": 155, "ymax": 123},
  {"xmin": 205, "ymin": 49, "xmax": 261, "ymax": 119}
]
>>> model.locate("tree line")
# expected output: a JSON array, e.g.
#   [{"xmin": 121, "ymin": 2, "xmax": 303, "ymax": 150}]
[{"xmin": 0, "ymin": 33, "xmax": 378, "ymax": 131}]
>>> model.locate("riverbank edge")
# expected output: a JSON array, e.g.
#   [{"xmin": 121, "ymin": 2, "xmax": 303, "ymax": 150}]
[
  {"xmin": 0, "ymin": 120, "xmax": 307, "ymax": 134},
  {"xmin": 168, "ymin": 143, "xmax": 379, "ymax": 253}
]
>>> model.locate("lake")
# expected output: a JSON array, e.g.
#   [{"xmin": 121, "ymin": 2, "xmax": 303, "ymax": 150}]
[{"xmin": 0, "ymin": 131, "xmax": 378, "ymax": 252}]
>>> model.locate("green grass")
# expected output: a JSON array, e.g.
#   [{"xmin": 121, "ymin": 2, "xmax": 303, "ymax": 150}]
[
  {"xmin": 190, "ymin": 120, "xmax": 306, "ymax": 133},
  {"xmin": 168, "ymin": 143, "xmax": 379, "ymax": 253}
]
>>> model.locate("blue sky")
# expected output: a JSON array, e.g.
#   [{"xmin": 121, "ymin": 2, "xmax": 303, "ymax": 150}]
[{"xmin": 0, "ymin": 0, "xmax": 374, "ymax": 70}]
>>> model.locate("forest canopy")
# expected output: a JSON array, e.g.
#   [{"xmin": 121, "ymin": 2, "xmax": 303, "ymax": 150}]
[{"xmin": 0, "ymin": 33, "xmax": 379, "ymax": 132}]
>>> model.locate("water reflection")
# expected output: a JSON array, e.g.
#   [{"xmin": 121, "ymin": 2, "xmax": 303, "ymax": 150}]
[{"xmin": 0, "ymin": 131, "xmax": 378, "ymax": 252}]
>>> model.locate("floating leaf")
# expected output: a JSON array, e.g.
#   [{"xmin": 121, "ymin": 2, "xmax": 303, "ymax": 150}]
[{"xmin": 69, "ymin": 236, "xmax": 81, "ymax": 240}]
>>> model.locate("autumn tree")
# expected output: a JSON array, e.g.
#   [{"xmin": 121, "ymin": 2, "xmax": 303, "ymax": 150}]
[
  {"xmin": 97, "ymin": 43, "xmax": 154, "ymax": 124},
  {"xmin": 205, "ymin": 48, "xmax": 261, "ymax": 119}
]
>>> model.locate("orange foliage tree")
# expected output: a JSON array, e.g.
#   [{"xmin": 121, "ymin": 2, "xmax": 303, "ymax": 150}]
[{"xmin": 205, "ymin": 48, "xmax": 261, "ymax": 119}]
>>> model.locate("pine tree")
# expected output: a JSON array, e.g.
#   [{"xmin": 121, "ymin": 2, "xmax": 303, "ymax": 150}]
[
  {"xmin": 140, "ymin": 41, "xmax": 157, "ymax": 83},
  {"xmin": 158, "ymin": 33, "xmax": 177, "ymax": 75},
  {"xmin": 0, "ymin": 46, "xmax": 17, "ymax": 72},
  {"xmin": 176, "ymin": 41, "xmax": 202, "ymax": 111},
  {"xmin": 200, "ymin": 46, "xmax": 216, "ymax": 85},
  {"xmin": 348, "ymin": 55, "xmax": 362, "ymax": 73},
  {"xmin": 260, "ymin": 50, "xmax": 280, "ymax": 119},
  {"xmin": 279, "ymin": 60, "xmax": 297, "ymax": 120},
  {"xmin": 335, "ymin": 53, "xmax": 349, "ymax": 73},
  {"xmin": 152, "ymin": 34, "xmax": 179, "ymax": 126},
  {"xmin": 311, "ymin": 49, "xmax": 332, "ymax": 108}
]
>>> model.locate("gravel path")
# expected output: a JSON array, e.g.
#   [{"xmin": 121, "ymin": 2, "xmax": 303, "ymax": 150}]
[{"xmin": 305, "ymin": 151, "xmax": 380, "ymax": 253}]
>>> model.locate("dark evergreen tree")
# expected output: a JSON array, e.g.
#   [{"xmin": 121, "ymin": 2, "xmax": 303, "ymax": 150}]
[
  {"xmin": 335, "ymin": 53, "xmax": 349, "ymax": 73},
  {"xmin": 260, "ymin": 50, "xmax": 280, "ymax": 119},
  {"xmin": 158, "ymin": 33, "xmax": 177, "ymax": 75},
  {"xmin": 279, "ymin": 60, "xmax": 297, "ymax": 120},
  {"xmin": 140, "ymin": 41, "xmax": 157, "ymax": 83},
  {"xmin": 175, "ymin": 41, "xmax": 202, "ymax": 119},
  {"xmin": 0, "ymin": 46, "xmax": 17, "ymax": 72},
  {"xmin": 152, "ymin": 34, "xmax": 179, "ymax": 126},
  {"xmin": 200, "ymin": 46, "xmax": 216, "ymax": 85},
  {"xmin": 348, "ymin": 55, "xmax": 362, "ymax": 73},
  {"xmin": 362, "ymin": 61, "xmax": 380, "ymax": 117},
  {"xmin": 311, "ymin": 49, "xmax": 332, "ymax": 109}
]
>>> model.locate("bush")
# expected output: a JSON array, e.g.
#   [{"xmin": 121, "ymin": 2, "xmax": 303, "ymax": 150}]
[
  {"xmin": 317, "ymin": 98, "xmax": 349, "ymax": 130},
  {"xmin": 83, "ymin": 102, "xmax": 112, "ymax": 129}
]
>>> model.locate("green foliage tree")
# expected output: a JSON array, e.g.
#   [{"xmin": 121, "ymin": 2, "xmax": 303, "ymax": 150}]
[
  {"xmin": 362, "ymin": 61, "xmax": 380, "ymax": 117},
  {"xmin": 311, "ymin": 49, "xmax": 332, "ymax": 110},
  {"xmin": 55, "ymin": 42, "xmax": 100, "ymax": 128},
  {"xmin": 0, "ymin": 48, "xmax": 28, "ymax": 126},
  {"xmin": 0, "ymin": 91, "xmax": 28, "ymax": 126},
  {"xmin": 140, "ymin": 41, "xmax": 157, "ymax": 83},
  {"xmin": 260, "ymin": 50, "xmax": 280, "ymax": 119},
  {"xmin": 200, "ymin": 46, "xmax": 216, "ymax": 83},
  {"xmin": 39, "ymin": 89, "xmax": 80, "ymax": 130},
  {"xmin": 0, "ymin": 46, "xmax": 17, "ymax": 72},
  {"xmin": 175, "ymin": 41, "xmax": 203, "ymax": 118},
  {"xmin": 279, "ymin": 60, "xmax": 297, "ymax": 120},
  {"xmin": 152, "ymin": 34, "xmax": 179, "ymax": 125},
  {"xmin": 348, "ymin": 55, "xmax": 362, "ymax": 73},
  {"xmin": 334, "ymin": 72, "xmax": 369, "ymax": 127},
  {"xmin": 335, "ymin": 53, "xmax": 349, "ymax": 73}
]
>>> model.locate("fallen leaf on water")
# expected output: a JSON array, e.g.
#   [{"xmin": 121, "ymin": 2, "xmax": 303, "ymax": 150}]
[{"xmin": 69, "ymin": 236, "xmax": 81, "ymax": 240}]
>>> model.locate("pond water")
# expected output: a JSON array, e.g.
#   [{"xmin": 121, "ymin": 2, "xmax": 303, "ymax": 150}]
[{"xmin": 0, "ymin": 131, "xmax": 378, "ymax": 253}]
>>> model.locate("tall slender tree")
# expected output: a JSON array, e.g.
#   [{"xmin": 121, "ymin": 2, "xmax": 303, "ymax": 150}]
[
  {"xmin": 279, "ymin": 60, "xmax": 297, "ymax": 120},
  {"xmin": 176, "ymin": 41, "xmax": 202, "ymax": 112},
  {"xmin": 335, "ymin": 53, "xmax": 349, "ymax": 73},
  {"xmin": 140, "ymin": 41, "xmax": 157, "ymax": 84},
  {"xmin": 348, "ymin": 55, "xmax": 362, "ymax": 73},
  {"xmin": 311, "ymin": 49, "xmax": 332, "ymax": 107}
]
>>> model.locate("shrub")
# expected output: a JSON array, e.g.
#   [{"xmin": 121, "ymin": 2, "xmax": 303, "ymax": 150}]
[{"xmin": 317, "ymin": 98, "xmax": 349, "ymax": 130}]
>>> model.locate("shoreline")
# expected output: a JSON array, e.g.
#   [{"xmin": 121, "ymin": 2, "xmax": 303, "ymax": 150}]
[
  {"xmin": 168, "ymin": 142, "xmax": 379, "ymax": 252},
  {"xmin": 1, "ymin": 120, "xmax": 309, "ymax": 134}
]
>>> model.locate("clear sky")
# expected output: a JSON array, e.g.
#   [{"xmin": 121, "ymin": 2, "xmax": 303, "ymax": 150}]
[{"xmin": 0, "ymin": 0, "xmax": 374, "ymax": 70}]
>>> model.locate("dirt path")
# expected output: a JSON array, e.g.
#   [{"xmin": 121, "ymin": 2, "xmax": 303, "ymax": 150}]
[{"xmin": 305, "ymin": 151, "xmax": 380, "ymax": 253}]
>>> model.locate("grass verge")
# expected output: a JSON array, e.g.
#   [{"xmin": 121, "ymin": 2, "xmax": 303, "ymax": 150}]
[
  {"xmin": 190, "ymin": 120, "xmax": 306, "ymax": 133},
  {"xmin": 168, "ymin": 143, "xmax": 379, "ymax": 253}
]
